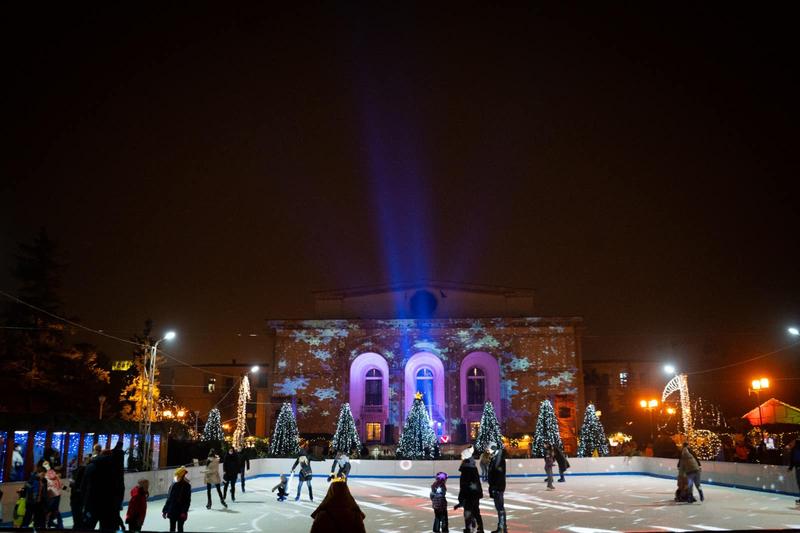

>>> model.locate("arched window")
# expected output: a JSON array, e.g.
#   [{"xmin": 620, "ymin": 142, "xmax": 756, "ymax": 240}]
[
  {"xmin": 416, "ymin": 367, "xmax": 434, "ymax": 407},
  {"xmin": 365, "ymin": 368, "xmax": 383, "ymax": 406},
  {"xmin": 466, "ymin": 367, "xmax": 486, "ymax": 406}
]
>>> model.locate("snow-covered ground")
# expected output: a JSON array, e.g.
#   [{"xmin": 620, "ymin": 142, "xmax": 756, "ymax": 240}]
[{"xmin": 63, "ymin": 474, "xmax": 800, "ymax": 532}]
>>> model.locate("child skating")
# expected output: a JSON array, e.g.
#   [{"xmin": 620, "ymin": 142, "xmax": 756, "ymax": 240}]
[
  {"xmin": 272, "ymin": 474, "xmax": 289, "ymax": 501},
  {"xmin": 430, "ymin": 471, "xmax": 449, "ymax": 533}
]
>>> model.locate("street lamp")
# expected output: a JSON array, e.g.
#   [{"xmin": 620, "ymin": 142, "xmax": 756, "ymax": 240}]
[
  {"xmin": 140, "ymin": 330, "xmax": 176, "ymax": 470},
  {"xmin": 788, "ymin": 327, "xmax": 799, "ymax": 337},
  {"xmin": 639, "ymin": 399, "xmax": 659, "ymax": 440},
  {"xmin": 250, "ymin": 365, "xmax": 260, "ymax": 373},
  {"xmin": 748, "ymin": 377, "xmax": 770, "ymax": 442}
]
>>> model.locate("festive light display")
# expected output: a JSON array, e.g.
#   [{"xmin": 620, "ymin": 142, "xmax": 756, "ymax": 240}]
[
  {"xmin": 607, "ymin": 432, "xmax": 633, "ymax": 447},
  {"xmin": 396, "ymin": 392, "xmax": 440, "ymax": 459},
  {"xmin": 532, "ymin": 399, "xmax": 563, "ymax": 456},
  {"xmin": 688, "ymin": 429, "xmax": 722, "ymax": 460},
  {"xmin": 202, "ymin": 408, "xmax": 224, "ymax": 442},
  {"xmin": 662, "ymin": 373, "xmax": 693, "ymax": 437},
  {"xmin": 474, "ymin": 401, "xmax": 503, "ymax": 452},
  {"xmin": 232, "ymin": 375, "xmax": 251, "ymax": 450},
  {"xmin": 269, "ymin": 402, "xmax": 300, "ymax": 456},
  {"xmin": 577, "ymin": 403, "xmax": 609, "ymax": 457},
  {"xmin": 332, "ymin": 402, "xmax": 361, "ymax": 454}
]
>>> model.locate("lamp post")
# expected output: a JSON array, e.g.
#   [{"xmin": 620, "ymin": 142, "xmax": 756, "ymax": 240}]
[
  {"xmin": 139, "ymin": 330, "xmax": 176, "ymax": 470},
  {"xmin": 639, "ymin": 399, "xmax": 659, "ymax": 441},
  {"xmin": 747, "ymin": 377, "xmax": 769, "ymax": 443}
]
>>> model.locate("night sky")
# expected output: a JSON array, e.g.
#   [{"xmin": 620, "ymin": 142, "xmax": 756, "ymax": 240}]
[{"xmin": 3, "ymin": 6, "xmax": 799, "ymax": 410}]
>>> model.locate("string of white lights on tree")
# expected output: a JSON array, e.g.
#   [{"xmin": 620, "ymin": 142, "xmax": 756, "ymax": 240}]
[{"xmin": 232, "ymin": 375, "xmax": 250, "ymax": 450}]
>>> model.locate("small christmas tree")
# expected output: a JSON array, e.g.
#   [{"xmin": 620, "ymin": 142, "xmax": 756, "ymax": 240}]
[
  {"xmin": 269, "ymin": 402, "xmax": 300, "ymax": 456},
  {"xmin": 202, "ymin": 408, "xmax": 224, "ymax": 442},
  {"xmin": 474, "ymin": 401, "xmax": 503, "ymax": 452},
  {"xmin": 532, "ymin": 399, "xmax": 563, "ymax": 456},
  {"xmin": 332, "ymin": 402, "xmax": 361, "ymax": 454},
  {"xmin": 232, "ymin": 375, "xmax": 251, "ymax": 450},
  {"xmin": 577, "ymin": 403, "xmax": 609, "ymax": 457},
  {"xmin": 396, "ymin": 392, "xmax": 440, "ymax": 459}
]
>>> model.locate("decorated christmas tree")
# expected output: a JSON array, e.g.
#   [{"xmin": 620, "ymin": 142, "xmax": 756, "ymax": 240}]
[
  {"xmin": 474, "ymin": 401, "xmax": 504, "ymax": 452},
  {"xmin": 269, "ymin": 402, "xmax": 300, "ymax": 456},
  {"xmin": 331, "ymin": 402, "xmax": 361, "ymax": 454},
  {"xmin": 396, "ymin": 392, "xmax": 440, "ymax": 459},
  {"xmin": 232, "ymin": 375, "xmax": 251, "ymax": 450},
  {"xmin": 532, "ymin": 399, "xmax": 563, "ymax": 456},
  {"xmin": 202, "ymin": 408, "xmax": 224, "ymax": 442},
  {"xmin": 577, "ymin": 403, "xmax": 609, "ymax": 457}
]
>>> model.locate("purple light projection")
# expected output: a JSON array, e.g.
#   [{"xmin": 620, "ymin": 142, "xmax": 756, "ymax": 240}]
[
  {"xmin": 349, "ymin": 352, "xmax": 389, "ymax": 428},
  {"xmin": 459, "ymin": 351, "xmax": 502, "ymax": 424},
  {"xmin": 404, "ymin": 352, "xmax": 445, "ymax": 424}
]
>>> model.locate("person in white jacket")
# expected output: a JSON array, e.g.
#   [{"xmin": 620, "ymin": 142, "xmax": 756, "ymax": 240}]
[{"xmin": 203, "ymin": 450, "xmax": 227, "ymax": 509}]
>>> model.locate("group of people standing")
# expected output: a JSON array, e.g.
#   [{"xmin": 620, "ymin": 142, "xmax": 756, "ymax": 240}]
[{"xmin": 202, "ymin": 447, "xmax": 250, "ymax": 510}]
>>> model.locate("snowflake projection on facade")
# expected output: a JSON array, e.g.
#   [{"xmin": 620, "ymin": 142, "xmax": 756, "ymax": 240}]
[
  {"xmin": 470, "ymin": 335, "xmax": 501, "ymax": 349},
  {"xmin": 502, "ymin": 378, "xmax": 519, "ymax": 399},
  {"xmin": 321, "ymin": 410, "xmax": 330, "ymax": 417},
  {"xmin": 274, "ymin": 377, "xmax": 309, "ymax": 396},
  {"xmin": 388, "ymin": 385, "xmax": 398, "ymax": 399},
  {"xmin": 297, "ymin": 405, "xmax": 312, "ymax": 415},
  {"xmin": 311, "ymin": 349, "xmax": 331, "ymax": 361},
  {"xmin": 506, "ymin": 356, "xmax": 532, "ymax": 372},
  {"xmin": 384, "ymin": 350, "xmax": 395, "ymax": 360},
  {"xmin": 291, "ymin": 330, "xmax": 309, "ymax": 343},
  {"xmin": 278, "ymin": 358, "xmax": 287, "ymax": 370},
  {"xmin": 537, "ymin": 370, "xmax": 575, "ymax": 388},
  {"xmin": 312, "ymin": 387, "xmax": 339, "ymax": 401},
  {"xmin": 413, "ymin": 340, "xmax": 439, "ymax": 353}
]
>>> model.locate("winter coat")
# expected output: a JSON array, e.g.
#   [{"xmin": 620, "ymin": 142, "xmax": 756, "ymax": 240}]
[
  {"xmin": 678, "ymin": 447, "xmax": 700, "ymax": 474},
  {"xmin": 162, "ymin": 479, "xmax": 191, "ymax": 520},
  {"xmin": 487, "ymin": 449, "xmax": 506, "ymax": 494},
  {"xmin": 45, "ymin": 468, "xmax": 62, "ymax": 497},
  {"xmin": 458, "ymin": 458, "xmax": 483, "ymax": 504},
  {"xmin": 789, "ymin": 442, "xmax": 800, "ymax": 469},
  {"xmin": 125, "ymin": 485, "xmax": 148, "ymax": 527},
  {"xmin": 430, "ymin": 479, "xmax": 448, "ymax": 511},
  {"xmin": 81, "ymin": 449, "xmax": 125, "ymax": 517},
  {"xmin": 26, "ymin": 472, "xmax": 47, "ymax": 507},
  {"xmin": 239, "ymin": 450, "xmax": 251, "ymax": 473},
  {"xmin": 292, "ymin": 455, "xmax": 313, "ymax": 481},
  {"xmin": 204, "ymin": 456, "xmax": 221, "ymax": 485},
  {"xmin": 310, "ymin": 481, "xmax": 366, "ymax": 533},
  {"xmin": 544, "ymin": 448, "xmax": 555, "ymax": 469},
  {"xmin": 222, "ymin": 451, "xmax": 240, "ymax": 481},
  {"xmin": 554, "ymin": 447, "xmax": 571, "ymax": 471},
  {"xmin": 69, "ymin": 464, "xmax": 86, "ymax": 506},
  {"xmin": 13, "ymin": 496, "xmax": 26, "ymax": 527}
]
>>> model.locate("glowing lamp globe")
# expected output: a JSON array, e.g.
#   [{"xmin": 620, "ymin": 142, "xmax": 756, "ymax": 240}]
[{"xmin": 164, "ymin": 331, "xmax": 176, "ymax": 341}]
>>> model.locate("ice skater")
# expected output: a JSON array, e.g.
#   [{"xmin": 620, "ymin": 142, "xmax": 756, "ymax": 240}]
[
  {"xmin": 487, "ymin": 442, "xmax": 507, "ymax": 533},
  {"xmin": 222, "ymin": 448, "xmax": 240, "ymax": 502},
  {"xmin": 543, "ymin": 442, "xmax": 555, "ymax": 490},
  {"xmin": 789, "ymin": 437, "xmax": 800, "ymax": 506},
  {"xmin": 554, "ymin": 445, "xmax": 570, "ymax": 482},
  {"xmin": 310, "ymin": 475, "xmax": 366, "ymax": 533},
  {"xmin": 239, "ymin": 447, "xmax": 250, "ymax": 493},
  {"xmin": 203, "ymin": 450, "xmax": 227, "ymax": 509},
  {"xmin": 455, "ymin": 446, "xmax": 483, "ymax": 533},
  {"xmin": 162, "ymin": 467, "xmax": 191, "ymax": 533},
  {"xmin": 291, "ymin": 450, "xmax": 314, "ymax": 501},
  {"xmin": 430, "ymin": 471, "xmax": 449, "ymax": 533},
  {"xmin": 272, "ymin": 474, "xmax": 289, "ymax": 501},
  {"xmin": 678, "ymin": 443, "xmax": 703, "ymax": 503},
  {"xmin": 328, "ymin": 451, "xmax": 351, "ymax": 481}
]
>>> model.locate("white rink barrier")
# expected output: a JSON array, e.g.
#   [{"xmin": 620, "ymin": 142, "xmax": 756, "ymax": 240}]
[{"xmin": 2, "ymin": 456, "xmax": 797, "ymax": 524}]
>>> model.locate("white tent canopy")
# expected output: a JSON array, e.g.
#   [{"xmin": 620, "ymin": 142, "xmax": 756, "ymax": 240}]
[{"xmin": 741, "ymin": 397, "xmax": 800, "ymax": 426}]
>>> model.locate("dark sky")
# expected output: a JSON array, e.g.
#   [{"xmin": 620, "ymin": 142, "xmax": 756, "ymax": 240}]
[{"xmin": 3, "ymin": 5, "xmax": 799, "ymax": 408}]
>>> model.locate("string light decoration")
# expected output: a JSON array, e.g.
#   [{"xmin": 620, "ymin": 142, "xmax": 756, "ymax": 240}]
[
  {"xmin": 202, "ymin": 408, "xmax": 224, "ymax": 442},
  {"xmin": 662, "ymin": 373, "xmax": 693, "ymax": 438},
  {"xmin": 577, "ymin": 403, "xmax": 609, "ymax": 457},
  {"xmin": 269, "ymin": 402, "xmax": 300, "ymax": 456},
  {"xmin": 232, "ymin": 375, "xmax": 251, "ymax": 450},
  {"xmin": 396, "ymin": 392, "xmax": 440, "ymax": 459},
  {"xmin": 474, "ymin": 401, "xmax": 504, "ymax": 453},
  {"xmin": 331, "ymin": 402, "xmax": 361, "ymax": 454},
  {"xmin": 532, "ymin": 399, "xmax": 563, "ymax": 457},
  {"xmin": 688, "ymin": 428, "xmax": 722, "ymax": 460}
]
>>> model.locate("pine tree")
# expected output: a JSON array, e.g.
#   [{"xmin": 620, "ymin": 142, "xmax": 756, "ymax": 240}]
[
  {"xmin": 396, "ymin": 392, "xmax": 440, "ymax": 459},
  {"xmin": 577, "ymin": 403, "xmax": 609, "ymax": 457},
  {"xmin": 474, "ymin": 401, "xmax": 504, "ymax": 452},
  {"xmin": 532, "ymin": 399, "xmax": 563, "ymax": 456},
  {"xmin": 202, "ymin": 408, "xmax": 224, "ymax": 442},
  {"xmin": 332, "ymin": 402, "xmax": 361, "ymax": 454},
  {"xmin": 232, "ymin": 375, "xmax": 251, "ymax": 449},
  {"xmin": 269, "ymin": 402, "xmax": 300, "ymax": 456}
]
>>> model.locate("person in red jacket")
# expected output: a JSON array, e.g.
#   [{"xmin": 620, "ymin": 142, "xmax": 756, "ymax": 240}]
[{"xmin": 125, "ymin": 479, "xmax": 149, "ymax": 533}]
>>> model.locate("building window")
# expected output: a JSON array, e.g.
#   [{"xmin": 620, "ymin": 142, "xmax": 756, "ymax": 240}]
[
  {"xmin": 466, "ymin": 367, "xmax": 486, "ymax": 406},
  {"xmin": 366, "ymin": 422, "xmax": 382, "ymax": 442},
  {"xmin": 558, "ymin": 406, "xmax": 572, "ymax": 419},
  {"xmin": 416, "ymin": 367, "xmax": 434, "ymax": 407},
  {"xmin": 207, "ymin": 378, "xmax": 216, "ymax": 393},
  {"xmin": 469, "ymin": 421, "xmax": 481, "ymax": 440},
  {"xmin": 365, "ymin": 368, "xmax": 383, "ymax": 406},
  {"xmin": 619, "ymin": 372, "xmax": 629, "ymax": 388}
]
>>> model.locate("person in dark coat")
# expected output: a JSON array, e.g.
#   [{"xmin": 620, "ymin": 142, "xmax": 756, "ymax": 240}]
[
  {"xmin": 239, "ymin": 447, "xmax": 251, "ymax": 492},
  {"xmin": 787, "ymin": 437, "xmax": 800, "ymax": 505},
  {"xmin": 69, "ymin": 456, "xmax": 89, "ymax": 528},
  {"xmin": 454, "ymin": 447, "xmax": 483, "ymax": 533},
  {"xmin": 222, "ymin": 448, "xmax": 240, "ymax": 502},
  {"xmin": 430, "ymin": 471, "xmax": 449, "ymax": 533},
  {"xmin": 291, "ymin": 450, "xmax": 314, "ymax": 501},
  {"xmin": 328, "ymin": 451, "xmax": 351, "ymax": 481},
  {"xmin": 162, "ymin": 467, "xmax": 192, "ymax": 532},
  {"xmin": 554, "ymin": 445, "xmax": 570, "ymax": 482},
  {"xmin": 22, "ymin": 466, "xmax": 47, "ymax": 529},
  {"xmin": 487, "ymin": 443, "xmax": 507, "ymax": 533},
  {"xmin": 81, "ymin": 442, "xmax": 126, "ymax": 532},
  {"xmin": 309, "ymin": 476, "xmax": 366, "ymax": 533}
]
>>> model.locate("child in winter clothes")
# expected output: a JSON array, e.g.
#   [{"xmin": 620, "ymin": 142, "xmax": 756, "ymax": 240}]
[
  {"xmin": 42, "ymin": 460, "xmax": 63, "ymax": 529},
  {"xmin": 13, "ymin": 488, "xmax": 26, "ymax": 528},
  {"xmin": 430, "ymin": 471, "xmax": 449, "ymax": 533},
  {"xmin": 543, "ymin": 443, "xmax": 556, "ymax": 489},
  {"xmin": 126, "ymin": 479, "xmax": 149, "ymax": 532},
  {"xmin": 163, "ymin": 467, "xmax": 191, "ymax": 533},
  {"xmin": 272, "ymin": 474, "xmax": 289, "ymax": 501}
]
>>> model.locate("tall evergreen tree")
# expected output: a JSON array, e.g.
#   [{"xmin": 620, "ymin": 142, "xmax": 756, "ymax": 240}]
[
  {"xmin": 332, "ymin": 402, "xmax": 361, "ymax": 454},
  {"xmin": 269, "ymin": 402, "xmax": 300, "ymax": 456},
  {"xmin": 202, "ymin": 408, "xmax": 224, "ymax": 442},
  {"xmin": 396, "ymin": 392, "xmax": 440, "ymax": 459},
  {"xmin": 474, "ymin": 401, "xmax": 504, "ymax": 452},
  {"xmin": 577, "ymin": 403, "xmax": 609, "ymax": 457},
  {"xmin": 532, "ymin": 399, "xmax": 563, "ymax": 456}
]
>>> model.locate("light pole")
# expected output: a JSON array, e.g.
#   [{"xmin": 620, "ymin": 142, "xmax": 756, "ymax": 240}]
[
  {"xmin": 747, "ymin": 377, "xmax": 770, "ymax": 443},
  {"xmin": 139, "ymin": 330, "xmax": 176, "ymax": 470},
  {"xmin": 639, "ymin": 399, "xmax": 659, "ymax": 441}
]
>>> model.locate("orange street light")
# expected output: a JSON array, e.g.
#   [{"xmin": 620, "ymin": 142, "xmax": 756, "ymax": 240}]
[
  {"xmin": 666, "ymin": 407, "xmax": 676, "ymax": 415},
  {"xmin": 163, "ymin": 410, "xmax": 173, "ymax": 418},
  {"xmin": 639, "ymin": 399, "xmax": 659, "ymax": 440},
  {"xmin": 748, "ymin": 377, "xmax": 770, "ymax": 441},
  {"xmin": 177, "ymin": 409, "xmax": 186, "ymax": 418}
]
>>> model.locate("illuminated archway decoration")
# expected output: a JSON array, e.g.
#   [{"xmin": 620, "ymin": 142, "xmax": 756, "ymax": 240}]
[
  {"xmin": 349, "ymin": 352, "xmax": 389, "ymax": 429},
  {"xmin": 404, "ymin": 352, "xmax": 445, "ymax": 424},
  {"xmin": 663, "ymin": 373, "xmax": 693, "ymax": 437},
  {"xmin": 459, "ymin": 351, "xmax": 502, "ymax": 422}
]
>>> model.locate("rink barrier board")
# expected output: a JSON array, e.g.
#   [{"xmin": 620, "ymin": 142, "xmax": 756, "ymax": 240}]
[{"xmin": 1, "ymin": 456, "xmax": 798, "ymax": 525}]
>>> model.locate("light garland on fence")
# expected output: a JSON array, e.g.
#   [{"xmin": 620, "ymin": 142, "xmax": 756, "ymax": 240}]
[{"xmin": 232, "ymin": 375, "xmax": 251, "ymax": 450}]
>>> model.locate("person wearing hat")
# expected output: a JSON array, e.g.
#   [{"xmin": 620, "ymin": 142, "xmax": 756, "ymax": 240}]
[
  {"xmin": 163, "ymin": 466, "xmax": 192, "ymax": 532},
  {"xmin": 454, "ymin": 446, "xmax": 483, "ymax": 532},
  {"xmin": 309, "ymin": 475, "xmax": 366, "ymax": 533},
  {"xmin": 430, "ymin": 471, "xmax": 449, "ymax": 533},
  {"xmin": 487, "ymin": 442, "xmax": 507, "ymax": 533}
]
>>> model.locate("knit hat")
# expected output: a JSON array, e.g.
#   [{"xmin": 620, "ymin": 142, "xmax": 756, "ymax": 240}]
[
  {"xmin": 174, "ymin": 466, "xmax": 188, "ymax": 479},
  {"xmin": 435, "ymin": 471, "xmax": 448, "ymax": 481},
  {"xmin": 461, "ymin": 446, "xmax": 474, "ymax": 460}
]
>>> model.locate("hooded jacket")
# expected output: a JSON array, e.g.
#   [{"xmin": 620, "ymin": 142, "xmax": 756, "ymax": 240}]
[
  {"xmin": 487, "ymin": 448, "xmax": 506, "ymax": 493},
  {"xmin": 223, "ymin": 450, "xmax": 240, "ymax": 481},
  {"xmin": 458, "ymin": 458, "xmax": 483, "ymax": 504},
  {"xmin": 125, "ymin": 485, "xmax": 148, "ymax": 526},
  {"xmin": 162, "ymin": 478, "xmax": 191, "ymax": 519},
  {"xmin": 430, "ymin": 478, "xmax": 448, "ymax": 511},
  {"xmin": 204, "ymin": 456, "xmax": 222, "ymax": 485},
  {"xmin": 310, "ymin": 481, "xmax": 366, "ymax": 533}
]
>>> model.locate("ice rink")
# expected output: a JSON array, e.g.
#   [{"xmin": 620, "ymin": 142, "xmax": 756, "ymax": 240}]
[{"xmin": 64, "ymin": 474, "xmax": 800, "ymax": 532}]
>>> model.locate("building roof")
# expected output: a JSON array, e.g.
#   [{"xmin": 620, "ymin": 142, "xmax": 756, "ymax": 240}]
[
  {"xmin": 741, "ymin": 397, "xmax": 800, "ymax": 425},
  {"xmin": 312, "ymin": 279, "xmax": 535, "ymax": 300}
]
